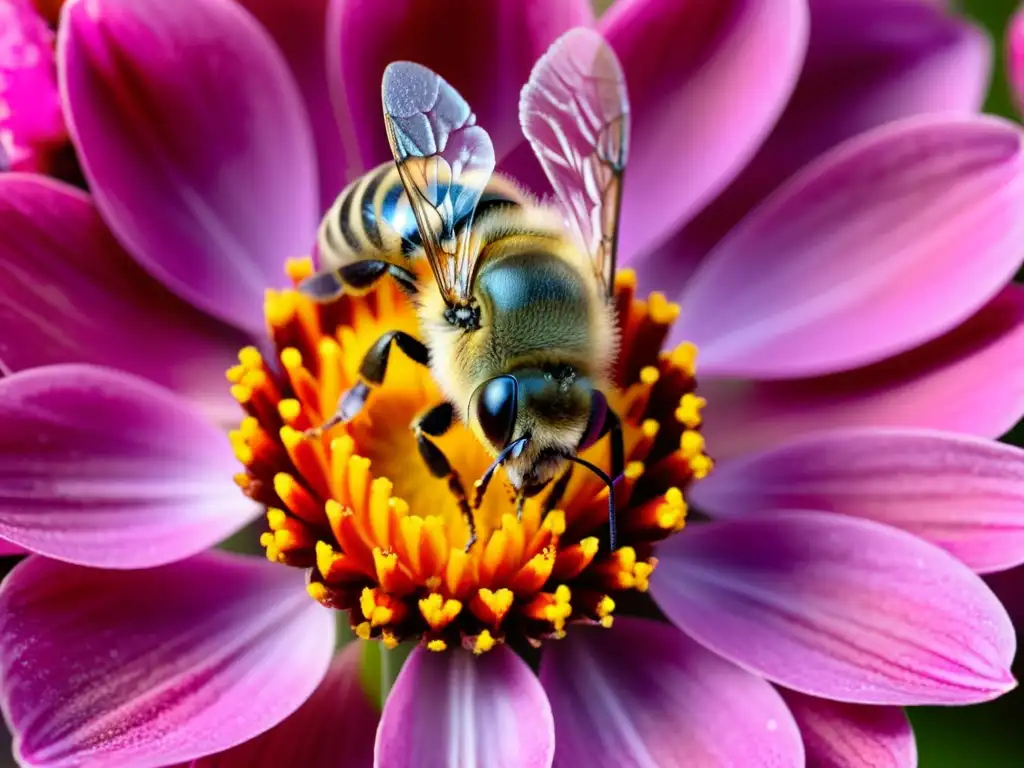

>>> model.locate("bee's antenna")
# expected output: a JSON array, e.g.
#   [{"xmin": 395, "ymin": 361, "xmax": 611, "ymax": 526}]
[
  {"xmin": 473, "ymin": 436, "xmax": 530, "ymax": 509},
  {"xmin": 565, "ymin": 456, "xmax": 618, "ymax": 552}
]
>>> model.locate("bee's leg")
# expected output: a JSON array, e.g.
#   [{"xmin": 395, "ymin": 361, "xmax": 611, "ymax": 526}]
[
  {"xmin": 305, "ymin": 330, "xmax": 430, "ymax": 437},
  {"xmin": 298, "ymin": 260, "xmax": 419, "ymax": 301},
  {"xmin": 602, "ymin": 408, "xmax": 625, "ymax": 483},
  {"xmin": 601, "ymin": 408, "xmax": 625, "ymax": 551},
  {"xmin": 540, "ymin": 466, "xmax": 574, "ymax": 519},
  {"xmin": 411, "ymin": 402, "xmax": 477, "ymax": 552}
]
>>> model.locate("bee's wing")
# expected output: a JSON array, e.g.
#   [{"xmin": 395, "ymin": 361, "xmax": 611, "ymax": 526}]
[
  {"xmin": 519, "ymin": 28, "xmax": 630, "ymax": 299},
  {"xmin": 382, "ymin": 62, "xmax": 496, "ymax": 306}
]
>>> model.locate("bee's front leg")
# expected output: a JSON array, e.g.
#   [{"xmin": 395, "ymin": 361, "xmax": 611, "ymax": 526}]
[
  {"xmin": 305, "ymin": 330, "xmax": 429, "ymax": 438},
  {"xmin": 602, "ymin": 408, "xmax": 625, "ymax": 484},
  {"xmin": 411, "ymin": 402, "xmax": 477, "ymax": 552}
]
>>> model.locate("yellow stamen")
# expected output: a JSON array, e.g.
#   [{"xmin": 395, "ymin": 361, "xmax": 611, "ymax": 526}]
[
  {"xmin": 473, "ymin": 630, "xmax": 497, "ymax": 655},
  {"xmin": 675, "ymin": 393, "xmax": 706, "ymax": 428}
]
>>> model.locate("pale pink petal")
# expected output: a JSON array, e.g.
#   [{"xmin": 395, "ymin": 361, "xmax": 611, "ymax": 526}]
[
  {"xmin": 0, "ymin": 539, "xmax": 25, "ymax": 556},
  {"xmin": 1009, "ymin": 5, "xmax": 1024, "ymax": 114},
  {"xmin": 237, "ymin": 0, "xmax": 351, "ymax": 208},
  {"xmin": 328, "ymin": 0, "xmax": 594, "ymax": 175},
  {"xmin": 0, "ymin": 552, "xmax": 335, "ymax": 767},
  {"xmin": 599, "ymin": 0, "xmax": 808, "ymax": 264},
  {"xmin": 0, "ymin": 0, "xmax": 66, "ymax": 172},
  {"xmin": 650, "ymin": 0, "xmax": 991, "ymax": 286},
  {"xmin": 700, "ymin": 284, "xmax": 1024, "ymax": 459},
  {"xmin": 374, "ymin": 645, "xmax": 553, "ymax": 768},
  {"xmin": 780, "ymin": 690, "xmax": 916, "ymax": 768},
  {"xmin": 691, "ymin": 428, "xmax": 1024, "ymax": 573},
  {"xmin": 675, "ymin": 115, "xmax": 1024, "ymax": 378},
  {"xmin": 0, "ymin": 173, "xmax": 247, "ymax": 424},
  {"xmin": 540, "ymin": 618, "xmax": 803, "ymax": 768},
  {"xmin": 59, "ymin": 0, "xmax": 319, "ymax": 336},
  {"xmin": 0, "ymin": 365, "xmax": 258, "ymax": 569},
  {"xmin": 194, "ymin": 642, "xmax": 377, "ymax": 767},
  {"xmin": 652, "ymin": 511, "xmax": 1016, "ymax": 704}
]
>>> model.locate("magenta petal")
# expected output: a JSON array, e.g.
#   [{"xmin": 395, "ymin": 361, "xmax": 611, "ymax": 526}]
[
  {"xmin": 651, "ymin": 511, "xmax": 1016, "ymax": 705},
  {"xmin": 237, "ymin": 0, "xmax": 352, "ymax": 208},
  {"xmin": 0, "ymin": 553, "xmax": 335, "ymax": 767},
  {"xmin": 0, "ymin": 0, "xmax": 65, "ymax": 172},
  {"xmin": 59, "ymin": 0, "xmax": 319, "ymax": 336},
  {"xmin": 0, "ymin": 539, "xmax": 25, "ymax": 556},
  {"xmin": 329, "ymin": 0, "xmax": 594, "ymax": 174},
  {"xmin": 195, "ymin": 642, "xmax": 377, "ymax": 768},
  {"xmin": 780, "ymin": 690, "xmax": 916, "ymax": 768},
  {"xmin": 676, "ymin": 115, "xmax": 1024, "ymax": 378},
  {"xmin": 691, "ymin": 428, "xmax": 1024, "ymax": 573},
  {"xmin": 375, "ymin": 645, "xmax": 553, "ymax": 768},
  {"xmin": 700, "ymin": 284, "xmax": 1024, "ymax": 459},
  {"xmin": 1009, "ymin": 6, "xmax": 1024, "ymax": 114},
  {"xmin": 654, "ymin": 0, "xmax": 991, "ymax": 286},
  {"xmin": 0, "ymin": 365, "xmax": 258, "ymax": 568},
  {"xmin": 540, "ymin": 618, "xmax": 803, "ymax": 767},
  {"xmin": 0, "ymin": 173, "xmax": 247, "ymax": 423},
  {"xmin": 602, "ymin": 0, "xmax": 808, "ymax": 264}
]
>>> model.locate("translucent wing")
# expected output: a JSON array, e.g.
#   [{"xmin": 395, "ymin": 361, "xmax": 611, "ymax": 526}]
[
  {"xmin": 519, "ymin": 28, "xmax": 630, "ymax": 298},
  {"xmin": 382, "ymin": 61, "xmax": 496, "ymax": 306}
]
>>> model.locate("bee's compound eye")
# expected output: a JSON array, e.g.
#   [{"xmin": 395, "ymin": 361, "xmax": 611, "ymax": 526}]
[
  {"xmin": 471, "ymin": 375, "xmax": 518, "ymax": 450},
  {"xmin": 578, "ymin": 389, "xmax": 608, "ymax": 451}
]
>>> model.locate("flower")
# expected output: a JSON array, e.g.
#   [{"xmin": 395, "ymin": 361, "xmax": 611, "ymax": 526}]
[
  {"xmin": 0, "ymin": 0, "xmax": 66, "ymax": 172},
  {"xmin": 1, "ymin": 0, "xmax": 1023, "ymax": 767}
]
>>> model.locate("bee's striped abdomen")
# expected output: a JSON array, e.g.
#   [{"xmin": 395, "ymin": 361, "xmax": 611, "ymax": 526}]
[{"xmin": 316, "ymin": 162, "xmax": 528, "ymax": 270}]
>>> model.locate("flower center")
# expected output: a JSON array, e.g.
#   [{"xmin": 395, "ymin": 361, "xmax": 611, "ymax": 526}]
[{"xmin": 229, "ymin": 258, "xmax": 711, "ymax": 653}]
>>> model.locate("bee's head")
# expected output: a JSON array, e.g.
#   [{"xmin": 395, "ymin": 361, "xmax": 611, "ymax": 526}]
[{"xmin": 468, "ymin": 366, "xmax": 608, "ymax": 490}]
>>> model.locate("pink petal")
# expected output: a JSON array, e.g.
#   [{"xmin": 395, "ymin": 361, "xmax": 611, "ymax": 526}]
[
  {"xmin": 0, "ymin": 364, "xmax": 258, "ymax": 569},
  {"xmin": 328, "ymin": 0, "xmax": 594, "ymax": 175},
  {"xmin": 194, "ymin": 642, "xmax": 377, "ymax": 767},
  {"xmin": 651, "ymin": 511, "xmax": 1017, "ymax": 705},
  {"xmin": 600, "ymin": 0, "xmax": 808, "ymax": 264},
  {"xmin": 1009, "ymin": 5, "xmax": 1024, "ymax": 114},
  {"xmin": 0, "ymin": 173, "xmax": 247, "ymax": 424},
  {"xmin": 0, "ymin": 0, "xmax": 66, "ymax": 172},
  {"xmin": 780, "ymin": 690, "xmax": 916, "ymax": 768},
  {"xmin": 676, "ymin": 115, "xmax": 1024, "ymax": 378},
  {"xmin": 237, "ymin": 0, "xmax": 352, "ymax": 209},
  {"xmin": 691, "ymin": 428, "xmax": 1024, "ymax": 574},
  {"xmin": 59, "ymin": 0, "xmax": 319, "ymax": 336},
  {"xmin": 700, "ymin": 283, "xmax": 1024, "ymax": 459},
  {"xmin": 0, "ymin": 552, "xmax": 335, "ymax": 767},
  {"xmin": 649, "ymin": 0, "xmax": 991, "ymax": 287},
  {"xmin": 0, "ymin": 539, "xmax": 25, "ymax": 556},
  {"xmin": 374, "ymin": 645, "xmax": 553, "ymax": 768},
  {"xmin": 540, "ymin": 618, "xmax": 804, "ymax": 767}
]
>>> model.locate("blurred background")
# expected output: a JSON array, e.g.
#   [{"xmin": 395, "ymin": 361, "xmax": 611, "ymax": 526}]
[{"xmin": 0, "ymin": 1, "xmax": 1021, "ymax": 766}]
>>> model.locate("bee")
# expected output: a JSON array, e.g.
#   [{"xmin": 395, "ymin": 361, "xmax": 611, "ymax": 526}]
[{"xmin": 299, "ymin": 27, "xmax": 630, "ymax": 550}]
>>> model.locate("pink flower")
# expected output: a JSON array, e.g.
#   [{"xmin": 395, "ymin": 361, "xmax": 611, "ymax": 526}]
[
  {"xmin": 1, "ymin": 0, "xmax": 1023, "ymax": 766},
  {"xmin": 0, "ymin": 0, "xmax": 65, "ymax": 171}
]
